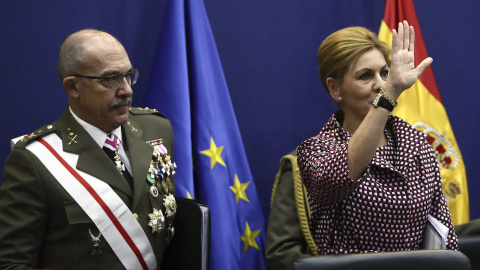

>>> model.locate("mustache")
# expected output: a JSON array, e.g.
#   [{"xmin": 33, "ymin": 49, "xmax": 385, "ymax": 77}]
[{"xmin": 109, "ymin": 97, "xmax": 132, "ymax": 109}]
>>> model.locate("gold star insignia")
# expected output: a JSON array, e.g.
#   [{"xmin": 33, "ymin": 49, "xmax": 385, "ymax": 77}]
[
  {"xmin": 230, "ymin": 174, "xmax": 250, "ymax": 204},
  {"xmin": 240, "ymin": 221, "xmax": 261, "ymax": 252},
  {"xmin": 200, "ymin": 137, "xmax": 226, "ymax": 170}
]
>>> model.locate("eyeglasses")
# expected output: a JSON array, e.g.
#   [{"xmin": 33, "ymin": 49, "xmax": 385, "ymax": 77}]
[{"xmin": 72, "ymin": 69, "xmax": 139, "ymax": 90}]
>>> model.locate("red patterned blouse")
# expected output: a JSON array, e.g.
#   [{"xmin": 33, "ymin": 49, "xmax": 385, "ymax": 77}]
[{"xmin": 297, "ymin": 113, "xmax": 458, "ymax": 254}]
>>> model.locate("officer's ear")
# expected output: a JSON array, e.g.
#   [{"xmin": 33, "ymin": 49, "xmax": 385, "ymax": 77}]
[{"xmin": 63, "ymin": 76, "xmax": 80, "ymax": 98}]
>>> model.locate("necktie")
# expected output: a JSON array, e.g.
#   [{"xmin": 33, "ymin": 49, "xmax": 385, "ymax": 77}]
[{"xmin": 103, "ymin": 133, "xmax": 133, "ymax": 189}]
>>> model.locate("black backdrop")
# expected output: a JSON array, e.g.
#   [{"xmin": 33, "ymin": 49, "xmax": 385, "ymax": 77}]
[{"xmin": 1, "ymin": 0, "xmax": 479, "ymax": 223}]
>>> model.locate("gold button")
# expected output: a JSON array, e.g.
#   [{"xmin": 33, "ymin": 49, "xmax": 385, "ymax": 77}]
[{"xmin": 47, "ymin": 125, "xmax": 53, "ymax": 129}]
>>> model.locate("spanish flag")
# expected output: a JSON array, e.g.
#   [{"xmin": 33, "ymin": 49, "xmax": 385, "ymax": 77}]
[{"xmin": 378, "ymin": 0, "xmax": 469, "ymax": 225}]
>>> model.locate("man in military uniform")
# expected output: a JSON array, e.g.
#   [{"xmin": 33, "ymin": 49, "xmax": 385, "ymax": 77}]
[
  {"xmin": 265, "ymin": 150, "xmax": 317, "ymax": 270},
  {"xmin": 0, "ymin": 29, "xmax": 176, "ymax": 269}
]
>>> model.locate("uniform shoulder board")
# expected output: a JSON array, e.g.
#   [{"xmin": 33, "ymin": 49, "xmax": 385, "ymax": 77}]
[
  {"xmin": 13, "ymin": 124, "xmax": 56, "ymax": 149},
  {"xmin": 129, "ymin": 107, "xmax": 167, "ymax": 118}
]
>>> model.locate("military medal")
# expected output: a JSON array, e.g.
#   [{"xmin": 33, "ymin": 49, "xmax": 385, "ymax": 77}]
[
  {"xmin": 89, "ymin": 229, "xmax": 102, "ymax": 255},
  {"xmin": 163, "ymin": 194, "xmax": 176, "ymax": 218},
  {"xmin": 150, "ymin": 185, "xmax": 159, "ymax": 198},
  {"xmin": 146, "ymin": 139, "xmax": 166, "ymax": 153},
  {"xmin": 145, "ymin": 138, "xmax": 176, "ymax": 238},
  {"xmin": 163, "ymin": 194, "xmax": 176, "ymax": 243},
  {"xmin": 114, "ymin": 145, "xmax": 125, "ymax": 173},
  {"xmin": 147, "ymin": 160, "xmax": 161, "ymax": 197},
  {"xmin": 161, "ymin": 179, "xmax": 169, "ymax": 194},
  {"xmin": 166, "ymin": 177, "xmax": 174, "ymax": 194},
  {"xmin": 148, "ymin": 208, "xmax": 165, "ymax": 233},
  {"xmin": 146, "ymin": 139, "xmax": 176, "ymax": 195},
  {"xmin": 146, "ymin": 140, "xmax": 177, "ymax": 177},
  {"xmin": 160, "ymin": 155, "xmax": 177, "ymax": 176}
]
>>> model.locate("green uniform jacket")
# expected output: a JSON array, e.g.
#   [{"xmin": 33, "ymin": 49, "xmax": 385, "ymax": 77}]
[
  {"xmin": 455, "ymin": 219, "xmax": 480, "ymax": 236},
  {"xmin": 0, "ymin": 107, "xmax": 175, "ymax": 269},
  {"xmin": 265, "ymin": 150, "xmax": 317, "ymax": 270}
]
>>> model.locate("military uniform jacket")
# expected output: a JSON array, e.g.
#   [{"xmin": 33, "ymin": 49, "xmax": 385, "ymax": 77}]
[
  {"xmin": 265, "ymin": 150, "xmax": 317, "ymax": 270},
  {"xmin": 0, "ymin": 107, "xmax": 175, "ymax": 270}
]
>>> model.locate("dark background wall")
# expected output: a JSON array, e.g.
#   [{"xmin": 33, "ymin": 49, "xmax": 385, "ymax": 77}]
[{"xmin": 1, "ymin": 1, "xmax": 479, "ymax": 223}]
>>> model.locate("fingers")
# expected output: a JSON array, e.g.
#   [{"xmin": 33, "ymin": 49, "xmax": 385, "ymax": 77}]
[
  {"xmin": 415, "ymin": 57, "xmax": 433, "ymax": 75},
  {"xmin": 402, "ymin": 21, "xmax": 409, "ymax": 50},
  {"xmin": 392, "ymin": 29, "xmax": 398, "ymax": 52},
  {"xmin": 397, "ymin": 22, "xmax": 404, "ymax": 50},
  {"xmin": 395, "ymin": 21, "xmax": 415, "ymax": 51},
  {"xmin": 409, "ymin": 25, "xmax": 415, "ymax": 53}
]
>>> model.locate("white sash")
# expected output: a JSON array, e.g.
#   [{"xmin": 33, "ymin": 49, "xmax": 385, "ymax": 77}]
[{"xmin": 26, "ymin": 133, "xmax": 157, "ymax": 270}]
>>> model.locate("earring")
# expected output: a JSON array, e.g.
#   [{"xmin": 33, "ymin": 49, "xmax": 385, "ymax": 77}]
[{"xmin": 338, "ymin": 96, "xmax": 342, "ymax": 101}]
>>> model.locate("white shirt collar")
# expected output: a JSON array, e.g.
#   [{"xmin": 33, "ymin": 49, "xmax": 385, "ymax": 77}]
[{"xmin": 69, "ymin": 106, "xmax": 123, "ymax": 148}]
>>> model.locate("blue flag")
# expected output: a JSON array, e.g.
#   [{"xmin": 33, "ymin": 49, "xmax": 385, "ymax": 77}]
[{"xmin": 143, "ymin": 0, "xmax": 267, "ymax": 269}]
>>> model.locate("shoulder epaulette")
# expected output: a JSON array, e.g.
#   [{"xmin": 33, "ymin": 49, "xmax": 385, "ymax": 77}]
[
  {"xmin": 271, "ymin": 153, "xmax": 319, "ymax": 256},
  {"xmin": 14, "ymin": 123, "xmax": 57, "ymax": 148},
  {"xmin": 129, "ymin": 107, "xmax": 166, "ymax": 118}
]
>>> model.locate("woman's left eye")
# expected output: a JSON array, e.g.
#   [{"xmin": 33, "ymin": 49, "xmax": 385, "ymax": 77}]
[{"xmin": 381, "ymin": 70, "xmax": 389, "ymax": 79}]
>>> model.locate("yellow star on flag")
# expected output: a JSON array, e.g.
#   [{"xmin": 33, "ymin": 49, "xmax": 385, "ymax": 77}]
[
  {"xmin": 186, "ymin": 190, "xmax": 193, "ymax": 199},
  {"xmin": 230, "ymin": 173, "xmax": 250, "ymax": 204},
  {"xmin": 200, "ymin": 137, "xmax": 226, "ymax": 170},
  {"xmin": 240, "ymin": 221, "xmax": 261, "ymax": 252}
]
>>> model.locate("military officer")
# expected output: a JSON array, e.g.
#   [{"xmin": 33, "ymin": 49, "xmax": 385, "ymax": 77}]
[{"xmin": 0, "ymin": 29, "xmax": 176, "ymax": 269}]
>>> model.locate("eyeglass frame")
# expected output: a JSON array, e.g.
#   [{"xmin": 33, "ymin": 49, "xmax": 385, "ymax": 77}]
[{"xmin": 71, "ymin": 69, "xmax": 139, "ymax": 90}]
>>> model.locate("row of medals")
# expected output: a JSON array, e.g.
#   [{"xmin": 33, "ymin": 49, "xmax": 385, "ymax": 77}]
[
  {"xmin": 90, "ymin": 139, "xmax": 176, "ymax": 255},
  {"xmin": 148, "ymin": 139, "xmax": 176, "ymax": 198},
  {"xmin": 147, "ymin": 141, "xmax": 176, "ymax": 245}
]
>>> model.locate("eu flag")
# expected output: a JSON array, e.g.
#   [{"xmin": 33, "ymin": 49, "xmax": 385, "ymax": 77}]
[{"xmin": 143, "ymin": 0, "xmax": 267, "ymax": 269}]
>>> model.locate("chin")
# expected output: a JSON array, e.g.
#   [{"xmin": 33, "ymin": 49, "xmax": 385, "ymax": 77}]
[
  {"xmin": 109, "ymin": 110, "xmax": 128, "ymax": 125},
  {"xmin": 118, "ymin": 114, "xmax": 129, "ymax": 124}
]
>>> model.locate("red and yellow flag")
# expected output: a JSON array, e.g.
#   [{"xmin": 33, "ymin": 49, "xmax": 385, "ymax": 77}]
[{"xmin": 378, "ymin": 0, "xmax": 469, "ymax": 225}]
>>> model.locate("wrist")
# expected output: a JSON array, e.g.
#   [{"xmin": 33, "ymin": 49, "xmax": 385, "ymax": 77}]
[
  {"xmin": 380, "ymin": 83, "xmax": 398, "ymax": 108},
  {"xmin": 372, "ymin": 94, "xmax": 394, "ymax": 112}
]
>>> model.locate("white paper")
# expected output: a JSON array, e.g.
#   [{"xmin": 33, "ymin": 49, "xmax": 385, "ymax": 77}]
[{"xmin": 422, "ymin": 214, "xmax": 449, "ymax": 249}]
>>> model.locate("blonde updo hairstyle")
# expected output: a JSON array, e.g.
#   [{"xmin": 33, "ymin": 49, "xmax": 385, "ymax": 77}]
[{"xmin": 317, "ymin": 26, "xmax": 391, "ymax": 98}]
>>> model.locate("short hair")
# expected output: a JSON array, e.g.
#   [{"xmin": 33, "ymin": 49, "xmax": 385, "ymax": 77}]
[
  {"xmin": 317, "ymin": 26, "xmax": 391, "ymax": 95},
  {"xmin": 57, "ymin": 29, "xmax": 121, "ymax": 80}
]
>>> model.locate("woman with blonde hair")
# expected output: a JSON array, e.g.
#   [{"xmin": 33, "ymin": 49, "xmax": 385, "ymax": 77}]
[{"xmin": 297, "ymin": 21, "xmax": 458, "ymax": 254}]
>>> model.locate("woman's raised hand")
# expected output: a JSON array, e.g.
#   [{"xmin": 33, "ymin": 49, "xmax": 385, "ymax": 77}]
[{"xmin": 386, "ymin": 20, "xmax": 433, "ymax": 99}]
